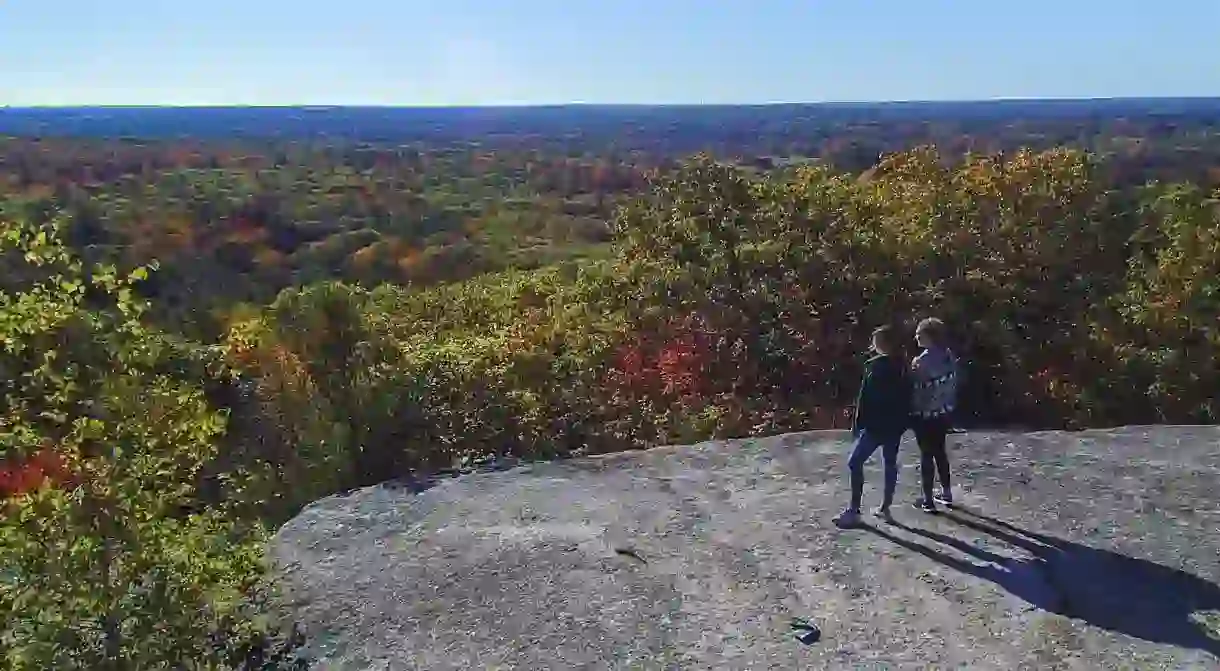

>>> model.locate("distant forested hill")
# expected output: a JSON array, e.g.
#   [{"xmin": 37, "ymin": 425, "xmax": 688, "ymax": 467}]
[{"xmin": 5, "ymin": 98, "xmax": 1220, "ymax": 170}]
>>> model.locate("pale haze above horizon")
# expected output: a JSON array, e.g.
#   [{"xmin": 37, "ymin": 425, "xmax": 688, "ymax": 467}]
[{"xmin": 2, "ymin": 0, "xmax": 1218, "ymax": 107}]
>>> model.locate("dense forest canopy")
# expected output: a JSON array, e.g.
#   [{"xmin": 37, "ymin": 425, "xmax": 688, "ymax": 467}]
[
  {"xmin": 3, "ymin": 100, "xmax": 1220, "ymax": 337},
  {"xmin": 2, "ymin": 102, "xmax": 1219, "ymax": 668}
]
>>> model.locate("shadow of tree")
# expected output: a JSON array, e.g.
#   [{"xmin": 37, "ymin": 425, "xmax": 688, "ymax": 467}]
[{"xmin": 864, "ymin": 506, "xmax": 1220, "ymax": 658}]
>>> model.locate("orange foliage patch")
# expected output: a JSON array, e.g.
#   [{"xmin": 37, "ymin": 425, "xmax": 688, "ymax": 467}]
[
  {"xmin": 224, "ymin": 226, "xmax": 269, "ymax": 246},
  {"xmin": 609, "ymin": 320, "xmax": 716, "ymax": 401},
  {"xmin": 254, "ymin": 248, "xmax": 286, "ymax": 268},
  {"xmin": 349, "ymin": 244, "xmax": 381, "ymax": 270},
  {"xmin": 0, "ymin": 447, "xmax": 73, "ymax": 498}
]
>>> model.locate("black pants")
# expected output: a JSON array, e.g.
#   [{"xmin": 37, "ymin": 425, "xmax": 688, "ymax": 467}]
[{"xmin": 913, "ymin": 414, "xmax": 952, "ymax": 501}]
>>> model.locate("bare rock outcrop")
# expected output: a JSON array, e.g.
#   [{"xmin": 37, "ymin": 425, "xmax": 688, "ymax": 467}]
[{"xmin": 271, "ymin": 426, "xmax": 1220, "ymax": 670}]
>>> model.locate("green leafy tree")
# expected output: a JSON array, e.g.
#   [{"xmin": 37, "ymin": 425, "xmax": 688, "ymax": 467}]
[
  {"xmin": 1110, "ymin": 183, "xmax": 1220, "ymax": 421},
  {"xmin": 0, "ymin": 211, "xmax": 301, "ymax": 670}
]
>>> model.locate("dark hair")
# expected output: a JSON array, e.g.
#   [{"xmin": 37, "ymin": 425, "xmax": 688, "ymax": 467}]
[
  {"xmin": 872, "ymin": 325, "xmax": 899, "ymax": 352},
  {"xmin": 916, "ymin": 317, "xmax": 947, "ymax": 347}
]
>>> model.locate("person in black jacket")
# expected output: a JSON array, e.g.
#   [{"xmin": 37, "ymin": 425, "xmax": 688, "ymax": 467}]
[{"xmin": 833, "ymin": 325, "xmax": 912, "ymax": 528}]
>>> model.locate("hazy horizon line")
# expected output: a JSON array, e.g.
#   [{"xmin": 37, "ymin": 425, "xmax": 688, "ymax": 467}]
[{"xmin": 4, "ymin": 95, "xmax": 1220, "ymax": 110}]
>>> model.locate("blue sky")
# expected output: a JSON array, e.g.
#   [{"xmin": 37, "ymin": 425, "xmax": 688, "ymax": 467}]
[{"xmin": 1, "ymin": 0, "xmax": 1217, "ymax": 105}]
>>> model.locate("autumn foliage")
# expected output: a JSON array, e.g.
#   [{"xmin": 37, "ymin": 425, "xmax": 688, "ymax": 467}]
[
  {"xmin": 9, "ymin": 107, "xmax": 1220, "ymax": 670},
  {"xmin": 0, "ymin": 216, "xmax": 304, "ymax": 669},
  {"xmin": 212, "ymin": 147, "xmax": 1220, "ymax": 510},
  {"xmin": 609, "ymin": 317, "xmax": 717, "ymax": 401},
  {"xmin": 0, "ymin": 447, "xmax": 71, "ymax": 497},
  {"xmin": 4, "ymin": 137, "xmax": 1219, "ymax": 667}
]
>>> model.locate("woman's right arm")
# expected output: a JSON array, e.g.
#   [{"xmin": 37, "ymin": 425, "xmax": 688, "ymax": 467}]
[{"xmin": 909, "ymin": 352, "xmax": 925, "ymax": 383}]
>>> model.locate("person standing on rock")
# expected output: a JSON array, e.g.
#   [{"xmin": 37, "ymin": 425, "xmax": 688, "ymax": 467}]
[
  {"xmin": 834, "ymin": 325, "xmax": 912, "ymax": 528},
  {"xmin": 910, "ymin": 317, "xmax": 960, "ymax": 513}
]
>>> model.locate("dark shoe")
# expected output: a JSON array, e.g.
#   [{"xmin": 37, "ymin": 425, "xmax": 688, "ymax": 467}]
[
  {"xmin": 934, "ymin": 493, "xmax": 954, "ymax": 508},
  {"xmin": 913, "ymin": 499, "xmax": 937, "ymax": 514},
  {"xmin": 833, "ymin": 508, "xmax": 863, "ymax": 528}
]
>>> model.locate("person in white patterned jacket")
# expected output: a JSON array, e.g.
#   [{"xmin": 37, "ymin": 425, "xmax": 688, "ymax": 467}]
[{"xmin": 909, "ymin": 317, "xmax": 960, "ymax": 513}]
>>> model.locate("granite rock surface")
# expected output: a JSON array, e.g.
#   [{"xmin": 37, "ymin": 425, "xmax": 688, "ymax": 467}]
[{"xmin": 271, "ymin": 426, "xmax": 1220, "ymax": 670}]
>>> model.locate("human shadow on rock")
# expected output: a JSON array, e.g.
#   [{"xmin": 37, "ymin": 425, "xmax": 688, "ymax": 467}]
[{"xmin": 864, "ymin": 507, "xmax": 1220, "ymax": 658}]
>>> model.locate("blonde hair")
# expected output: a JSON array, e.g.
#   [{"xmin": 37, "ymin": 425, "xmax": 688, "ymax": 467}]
[{"xmin": 915, "ymin": 317, "xmax": 947, "ymax": 347}]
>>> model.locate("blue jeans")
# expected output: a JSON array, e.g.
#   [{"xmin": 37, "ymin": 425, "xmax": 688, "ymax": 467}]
[{"xmin": 848, "ymin": 429, "xmax": 902, "ymax": 511}]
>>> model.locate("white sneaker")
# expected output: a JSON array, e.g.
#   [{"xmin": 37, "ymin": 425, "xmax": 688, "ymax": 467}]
[
  {"xmin": 872, "ymin": 506, "xmax": 894, "ymax": 522},
  {"xmin": 833, "ymin": 508, "xmax": 862, "ymax": 528}
]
